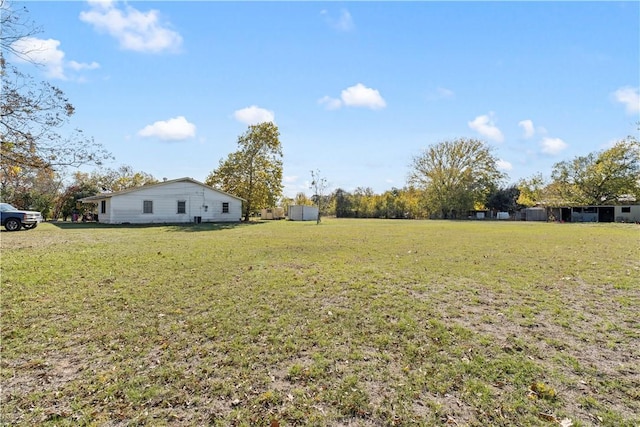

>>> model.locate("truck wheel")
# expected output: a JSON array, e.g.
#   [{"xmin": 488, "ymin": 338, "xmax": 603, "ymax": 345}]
[
  {"xmin": 5, "ymin": 218, "xmax": 21, "ymax": 231},
  {"xmin": 23, "ymin": 223, "xmax": 38, "ymax": 230}
]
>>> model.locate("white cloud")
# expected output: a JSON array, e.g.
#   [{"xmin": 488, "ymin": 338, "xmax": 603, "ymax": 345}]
[
  {"xmin": 468, "ymin": 113, "xmax": 504, "ymax": 142},
  {"xmin": 233, "ymin": 106, "xmax": 275, "ymax": 125},
  {"xmin": 496, "ymin": 159, "xmax": 513, "ymax": 171},
  {"xmin": 341, "ymin": 83, "xmax": 386, "ymax": 110},
  {"xmin": 540, "ymin": 137, "xmax": 568, "ymax": 155},
  {"xmin": 318, "ymin": 96, "xmax": 342, "ymax": 110},
  {"xmin": 9, "ymin": 37, "xmax": 100, "ymax": 80},
  {"xmin": 319, "ymin": 83, "xmax": 386, "ymax": 110},
  {"xmin": 138, "ymin": 116, "xmax": 196, "ymax": 141},
  {"xmin": 10, "ymin": 37, "xmax": 66, "ymax": 79},
  {"xmin": 321, "ymin": 9, "xmax": 354, "ymax": 32},
  {"xmin": 518, "ymin": 119, "xmax": 535, "ymax": 139},
  {"xmin": 612, "ymin": 86, "xmax": 640, "ymax": 114},
  {"xmin": 68, "ymin": 60, "xmax": 101, "ymax": 71},
  {"xmin": 80, "ymin": 2, "xmax": 182, "ymax": 53}
]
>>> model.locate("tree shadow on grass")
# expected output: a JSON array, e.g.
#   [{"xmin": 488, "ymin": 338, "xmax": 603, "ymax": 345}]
[{"xmin": 48, "ymin": 220, "xmax": 267, "ymax": 232}]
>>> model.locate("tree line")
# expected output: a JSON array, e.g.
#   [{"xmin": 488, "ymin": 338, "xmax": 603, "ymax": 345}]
[{"xmin": 2, "ymin": 2, "xmax": 639, "ymax": 222}]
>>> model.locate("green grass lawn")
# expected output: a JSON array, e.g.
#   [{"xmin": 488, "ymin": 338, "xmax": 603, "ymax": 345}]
[{"xmin": 1, "ymin": 219, "xmax": 639, "ymax": 426}]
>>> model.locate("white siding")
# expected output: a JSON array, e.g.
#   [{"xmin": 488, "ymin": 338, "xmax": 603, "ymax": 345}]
[
  {"xmin": 615, "ymin": 205, "xmax": 640, "ymax": 223},
  {"xmin": 100, "ymin": 199, "xmax": 111, "ymax": 223},
  {"xmin": 288, "ymin": 205, "xmax": 318, "ymax": 221},
  {"xmin": 101, "ymin": 181, "xmax": 242, "ymax": 224}
]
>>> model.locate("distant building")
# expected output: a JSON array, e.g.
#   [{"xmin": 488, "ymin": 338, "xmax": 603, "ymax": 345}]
[
  {"xmin": 288, "ymin": 205, "xmax": 318, "ymax": 221},
  {"xmin": 261, "ymin": 207, "xmax": 285, "ymax": 220},
  {"xmin": 543, "ymin": 205, "xmax": 640, "ymax": 223}
]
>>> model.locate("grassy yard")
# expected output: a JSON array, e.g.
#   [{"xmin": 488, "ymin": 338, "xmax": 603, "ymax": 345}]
[{"xmin": 1, "ymin": 219, "xmax": 639, "ymax": 426}]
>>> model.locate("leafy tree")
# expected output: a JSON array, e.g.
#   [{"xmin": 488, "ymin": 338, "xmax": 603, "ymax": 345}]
[
  {"xmin": 516, "ymin": 173, "xmax": 546, "ymax": 207},
  {"xmin": 333, "ymin": 188, "xmax": 353, "ymax": 218},
  {"xmin": 398, "ymin": 186, "xmax": 425, "ymax": 219},
  {"xmin": 206, "ymin": 122, "xmax": 283, "ymax": 221},
  {"xmin": 351, "ymin": 187, "xmax": 376, "ymax": 218},
  {"xmin": 55, "ymin": 180, "xmax": 100, "ymax": 221},
  {"xmin": 90, "ymin": 165, "xmax": 158, "ymax": 192},
  {"xmin": 549, "ymin": 136, "xmax": 640, "ymax": 205},
  {"xmin": 0, "ymin": 165, "xmax": 61, "ymax": 218},
  {"xmin": 1, "ymin": 2, "xmax": 111, "ymax": 173},
  {"xmin": 408, "ymin": 138, "xmax": 505, "ymax": 218},
  {"xmin": 294, "ymin": 192, "xmax": 312, "ymax": 206},
  {"xmin": 486, "ymin": 185, "xmax": 521, "ymax": 213}
]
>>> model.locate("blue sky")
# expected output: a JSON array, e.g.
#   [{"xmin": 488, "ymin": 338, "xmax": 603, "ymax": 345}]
[{"xmin": 10, "ymin": 1, "xmax": 640, "ymax": 197}]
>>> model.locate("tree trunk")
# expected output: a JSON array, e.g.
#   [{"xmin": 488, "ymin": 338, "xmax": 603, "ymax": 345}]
[{"xmin": 244, "ymin": 202, "xmax": 251, "ymax": 222}]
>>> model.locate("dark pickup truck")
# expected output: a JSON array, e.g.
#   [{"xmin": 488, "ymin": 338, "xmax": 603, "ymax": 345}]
[{"xmin": 1, "ymin": 203, "xmax": 43, "ymax": 231}]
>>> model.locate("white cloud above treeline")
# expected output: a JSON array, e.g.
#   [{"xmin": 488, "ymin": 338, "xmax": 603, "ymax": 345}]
[
  {"xmin": 138, "ymin": 116, "xmax": 196, "ymax": 140},
  {"xmin": 540, "ymin": 137, "xmax": 567, "ymax": 155},
  {"xmin": 10, "ymin": 36, "xmax": 99, "ymax": 80},
  {"xmin": 612, "ymin": 86, "xmax": 640, "ymax": 114},
  {"xmin": 518, "ymin": 119, "xmax": 535, "ymax": 139},
  {"xmin": 233, "ymin": 106, "xmax": 275, "ymax": 125},
  {"xmin": 319, "ymin": 83, "xmax": 387, "ymax": 110},
  {"xmin": 468, "ymin": 113, "xmax": 504, "ymax": 143},
  {"xmin": 80, "ymin": 1, "xmax": 183, "ymax": 53}
]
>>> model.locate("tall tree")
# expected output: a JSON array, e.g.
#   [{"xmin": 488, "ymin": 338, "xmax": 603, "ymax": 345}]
[
  {"xmin": 549, "ymin": 136, "xmax": 640, "ymax": 205},
  {"xmin": 1, "ymin": 1, "xmax": 112, "ymax": 173},
  {"xmin": 206, "ymin": 122, "xmax": 283, "ymax": 221},
  {"xmin": 408, "ymin": 138, "xmax": 505, "ymax": 218},
  {"xmin": 332, "ymin": 188, "xmax": 353, "ymax": 218}
]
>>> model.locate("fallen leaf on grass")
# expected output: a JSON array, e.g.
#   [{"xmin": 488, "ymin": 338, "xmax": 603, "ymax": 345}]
[{"xmin": 538, "ymin": 412, "xmax": 558, "ymax": 422}]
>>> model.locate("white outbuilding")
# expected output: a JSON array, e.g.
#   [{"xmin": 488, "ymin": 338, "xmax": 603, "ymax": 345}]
[
  {"xmin": 288, "ymin": 205, "xmax": 318, "ymax": 221},
  {"xmin": 80, "ymin": 177, "xmax": 244, "ymax": 224}
]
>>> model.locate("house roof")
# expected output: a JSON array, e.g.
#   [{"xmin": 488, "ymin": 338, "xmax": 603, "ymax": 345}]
[{"xmin": 79, "ymin": 177, "xmax": 245, "ymax": 203}]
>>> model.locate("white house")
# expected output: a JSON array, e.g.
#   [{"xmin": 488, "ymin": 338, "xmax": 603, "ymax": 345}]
[{"xmin": 79, "ymin": 178, "xmax": 244, "ymax": 224}]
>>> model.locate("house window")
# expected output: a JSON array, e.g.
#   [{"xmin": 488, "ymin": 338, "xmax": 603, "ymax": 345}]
[
  {"xmin": 222, "ymin": 202, "xmax": 229, "ymax": 213},
  {"xmin": 621, "ymin": 207, "xmax": 631, "ymax": 213},
  {"xmin": 143, "ymin": 200, "xmax": 153, "ymax": 214},
  {"xmin": 101, "ymin": 200, "xmax": 106, "ymax": 214},
  {"xmin": 177, "ymin": 201, "xmax": 186, "ymax": 214}
]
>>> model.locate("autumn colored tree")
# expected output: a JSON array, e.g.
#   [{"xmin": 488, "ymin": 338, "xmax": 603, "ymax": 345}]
[
  {"xmin": 516, "ymin": 173, "xmax": 546, "ymax": 207},
  {"xmin": 408, "ymin": 138, "xmax": 504, "ymax": 218},
  {"xmin": 206, "ymin": 122, "xmax": 283, "ymax": 221},
  {"xmin": 549, "ymin": 136, "xmax": 640, "ymax": 205},
  {"xmin": 88, "ymin": 165, "xmax": 158, "ymax": 192}
]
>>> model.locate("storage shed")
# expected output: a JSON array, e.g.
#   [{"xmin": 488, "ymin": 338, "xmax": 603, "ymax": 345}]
[
  {"xmin": 79, "ymin": 177, "xmax": 244, "ymax": 224},
  {"xmin": 261, "ymin": 207, "xmax": 285, "ymax": 220},
  {"xmin": 288, "ymin": 205, "xmax": 318, "ymax": 221}
]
